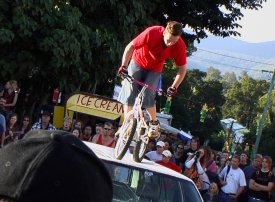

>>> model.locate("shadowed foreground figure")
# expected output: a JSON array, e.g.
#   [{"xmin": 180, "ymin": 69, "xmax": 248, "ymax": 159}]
[{"xmin": 0, "ymin": 130, "xmax": 113, "ymax": 202}]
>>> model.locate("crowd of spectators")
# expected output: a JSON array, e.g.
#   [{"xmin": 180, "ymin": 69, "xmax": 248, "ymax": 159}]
[
  {"xmin": 1, "ymin": 80, "xmax": 275, "ymax": 202},
  {"xmin": 0, "ymin": 108, "xmax": 118, "ymax": 149},
  {"xmin": 142, "ymin": 134, "xmax": 275, "ymax": 202}
]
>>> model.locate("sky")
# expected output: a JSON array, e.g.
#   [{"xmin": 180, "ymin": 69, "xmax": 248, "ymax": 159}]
[{"xmin": 235, "ymin": 0, "xmax": 275, "ymax": 43}]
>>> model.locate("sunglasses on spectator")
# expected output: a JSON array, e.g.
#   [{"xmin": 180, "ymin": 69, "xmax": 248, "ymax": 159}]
[
  {"xmin": 177, "ymin": 147, "xmax": 184, "ymax": 150},
  {"xmin": 23, "ymin": 119, "xmax": 29, "ymax": 122},
  {"xmin": 104, "ymin": 128, "xmax": 112, "ymax": 131}
]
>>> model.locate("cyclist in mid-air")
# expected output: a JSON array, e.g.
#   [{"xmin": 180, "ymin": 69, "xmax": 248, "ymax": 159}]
[{"xmin": 117, "ymin": 21, "xmax": 187, "ymax": 139}]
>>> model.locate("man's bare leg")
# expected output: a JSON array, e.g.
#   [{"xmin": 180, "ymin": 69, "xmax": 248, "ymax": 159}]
[{"xmin": 146, "ymin": 106, "xmax": 157, "ymax": 121}]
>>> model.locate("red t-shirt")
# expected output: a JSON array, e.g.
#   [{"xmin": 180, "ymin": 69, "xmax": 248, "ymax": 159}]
[
  {"xmin": 132, "ymin": 26, "xmax": 186, "ymax": 72},
  {"xmin": 156, "ymin": 160, "xmax": 182, "ymax": 173}
]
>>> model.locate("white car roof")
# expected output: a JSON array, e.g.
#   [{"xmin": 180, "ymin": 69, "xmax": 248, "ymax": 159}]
[{"xmin": 85, "ymin": 142, "xmax": 193, "ymax": 182}]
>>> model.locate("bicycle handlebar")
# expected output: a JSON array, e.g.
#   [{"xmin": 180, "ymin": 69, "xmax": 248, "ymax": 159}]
[{"xmin": 120, "ymin": 72, "xmax": 168, "ymax": 97}]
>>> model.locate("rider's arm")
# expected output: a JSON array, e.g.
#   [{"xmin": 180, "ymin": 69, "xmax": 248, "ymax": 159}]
[
  {"xmin": 171, "ymin": 65, "xmax": 187, "ymax": 88},
  {"xmin": 121, "ymin": 41, "xmax": 135, "ymax": 67}
]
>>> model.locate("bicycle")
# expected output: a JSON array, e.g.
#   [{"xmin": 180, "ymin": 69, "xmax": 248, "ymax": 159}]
[{"xmin": 114, "ymin": 72, "xmax": 166, "ymax": 162}]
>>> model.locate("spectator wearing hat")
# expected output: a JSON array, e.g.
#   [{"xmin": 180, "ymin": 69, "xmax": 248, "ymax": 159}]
[
  {"xmin": 0, "ymin": 130, "xmax": 113, "ymax": 202},
  {"xmin": 156, "ymin": 150, "xmax": 182, "ymax": 173},
  {"xmin": 145, "ymin": 141, "xmax": 165, "ymax": 162},
  {"xmin": 59, "ymin": 116, "xmax": 72, "ymax": 132},
  {"xmin": 31, "ymin": 111, "xmax": 56, "ymax": 131}
]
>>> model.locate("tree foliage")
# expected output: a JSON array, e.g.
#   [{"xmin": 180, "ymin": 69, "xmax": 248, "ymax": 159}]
[
  {"xmin": 257, "ymin": 124, "xmax": 275, "ymax": 161},
  {"xmin": 222, "ymin": 71, "xmax": 237, "ymax": 91},
  {"xmin": 205, "ymin": 67, "xmax": 222, "ymax": 81},
  {"xmin": 0, "ymin": 0, "xmax": 157, "ymax": 116},
  {"xmin": 0, "ymin": 0, "xmax": 268, "ymax": 121},
  {"xmin": 222, "ymin": 77, "xmax": 269, "ymax": 129},
  {"xmin": 152, "ymin": 0, "xmax": 267, "ymax": 42},
  {"xmin": 258, "ymin": 91, "xmax": 275, "ymax": 124},
  {"xmin": 160, "ymin": 68, "xmax": 225, "ymax": 143}
]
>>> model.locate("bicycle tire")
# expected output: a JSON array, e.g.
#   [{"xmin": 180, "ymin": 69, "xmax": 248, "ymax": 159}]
[
  {"xmin": 133, "ymin": 130, "xmax": 149, "ymax": 162},
  {"xmin": 114, "ymin": 117, "xmax": 137, "ymax": 160}
]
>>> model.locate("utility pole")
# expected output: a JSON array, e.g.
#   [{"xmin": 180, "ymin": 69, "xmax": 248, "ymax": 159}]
[{"xmin": 253, "ymin": 69, "xmax": 275, "ymax": 157}]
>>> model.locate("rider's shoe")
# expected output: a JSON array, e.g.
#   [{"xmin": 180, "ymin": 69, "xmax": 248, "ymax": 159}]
[{"xmin": 148, "ymin": 120, "xmax": 160, "ymax": 138}]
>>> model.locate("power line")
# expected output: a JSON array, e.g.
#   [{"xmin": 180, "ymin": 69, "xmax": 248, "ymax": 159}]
[
  {"xmin": 189, "ymin": 55, "xmax": 264, "ymax": 72},
  {"xmin": 196, "ymin": 48, "xmax": 275, "ymax": 67}
]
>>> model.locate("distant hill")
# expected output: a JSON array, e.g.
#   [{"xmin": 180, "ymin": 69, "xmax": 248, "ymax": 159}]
[
  {"xmin": 188, "ymin": 35, "xmax": 275, "ymax": 79},
  {"xmin": 195, "ymin": 35, "xmax": 275, "ymax": 59}
]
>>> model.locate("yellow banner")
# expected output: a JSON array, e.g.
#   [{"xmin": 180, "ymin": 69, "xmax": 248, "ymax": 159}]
[{"xmin": 66, "ymin": 93, "xmax": 124, "ymax": 116}]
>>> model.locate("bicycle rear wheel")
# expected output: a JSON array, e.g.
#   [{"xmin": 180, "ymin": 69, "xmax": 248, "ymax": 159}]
[
  {"xmin": 114, "ymin": 117, "xmax": 137, "ymax": 160},
  {"xmin": 133, "ymin": 129, "xmax": 149, "ymax": 162}
]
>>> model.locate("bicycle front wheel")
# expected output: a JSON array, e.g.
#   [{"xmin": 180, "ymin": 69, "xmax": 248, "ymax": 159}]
[{"xmin": 114, "ymin": 117, "xmax": 137, "ymax": 160}]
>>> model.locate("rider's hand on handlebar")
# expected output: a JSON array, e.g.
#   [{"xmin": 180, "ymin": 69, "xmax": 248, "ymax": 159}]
[
  {"xmin": 118, "ymin": 66, "xmax": 128, "ymax": 76},
  {"xmin": 167, "ymin": 86, "xmax": 177, "ymax": 96}
]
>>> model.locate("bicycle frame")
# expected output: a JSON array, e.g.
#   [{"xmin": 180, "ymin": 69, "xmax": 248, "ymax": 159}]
[
  {"xmin": 118, "ymin": 84, "xmax": 149, "ymax": 140},
  {"xmin": 132, "ymin": 85, "xmax": 149, "ymax": 142},
  {"xmin": 115, "ymin": 72, "xmax": 166, "ymax": 161}
]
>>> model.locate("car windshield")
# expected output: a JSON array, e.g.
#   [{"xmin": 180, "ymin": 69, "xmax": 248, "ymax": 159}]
[{"xmin": 103, "ymin": 161, "xmax": 202, "ymax": 202}]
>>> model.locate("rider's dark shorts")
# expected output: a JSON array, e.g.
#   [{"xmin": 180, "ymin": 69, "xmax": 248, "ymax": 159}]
[{"xmin": 117, "ymin": 60, "xmax": 161, "ymax": 108}]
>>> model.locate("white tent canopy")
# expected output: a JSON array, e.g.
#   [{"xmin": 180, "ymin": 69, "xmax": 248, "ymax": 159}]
[
  {"xmin": 220, "ymin": 118, "xmax": 246, "ymax": 132},
  {"xmin": 160, "ymin": 122, "xmax": 192, "ymax": 141}
]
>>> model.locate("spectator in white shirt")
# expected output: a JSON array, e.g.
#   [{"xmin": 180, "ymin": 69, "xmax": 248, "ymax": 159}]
[
  {"xmin": 145, "ymin": 141, "xmax": 165, "ymax": 162},
  {"xmin": 219, "ymin": 155, "xmax": 246, "ymax": 202}
]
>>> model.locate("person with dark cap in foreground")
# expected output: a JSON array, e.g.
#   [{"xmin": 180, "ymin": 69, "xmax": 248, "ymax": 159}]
[{"xmin": 0, "ymin": 130, "xmax": 113, "ymax": 202}]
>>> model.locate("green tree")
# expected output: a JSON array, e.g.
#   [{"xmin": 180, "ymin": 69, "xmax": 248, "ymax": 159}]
[
  {"xmin": 222, "ymin": 71, "xmax": 237, "ymax": 91},
  {"xmin": 0, "ymin": 0, "xmax": 267, "ymax": 120},
  {"xmin": 205, "ymin": 67, "xmax": 222, "ymax": 81},
  {"xmin": 222, "ymin": 76, "xmax": 269, "ymax": 129},
  {"xmin": 257, "ymin": 124, "xmax": 275, "ymax": 161},
  {"xmin": 258, "ymin": 91, "xmax": 275, "ymax": 124},
  {"xmin": 0, "ymin": 0, "xmax": 157, "ymax": 117},
  {"xmin": 152, "ymin": 0, "xmax": 266, "ymax": 42},
  {"xmin": 161, "ymin": 68, "xmax": 224, "ymax": 143}
]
